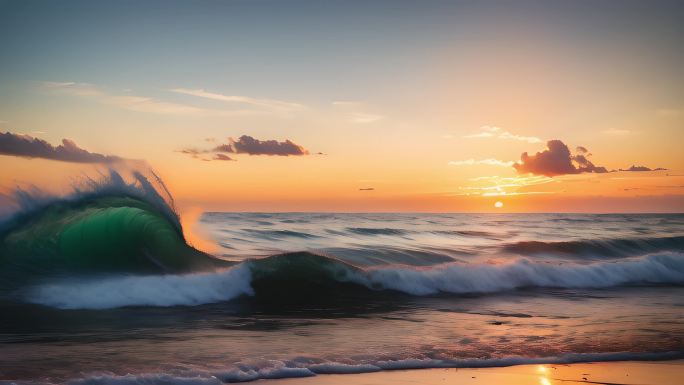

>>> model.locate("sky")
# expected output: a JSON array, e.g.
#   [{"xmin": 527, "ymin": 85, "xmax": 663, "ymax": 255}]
[{"xmin": 0, "ymin": 0, "xmax": 683, "ymax": 213}]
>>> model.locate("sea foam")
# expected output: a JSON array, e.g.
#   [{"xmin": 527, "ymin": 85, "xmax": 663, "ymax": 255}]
[
  {"xmin": 353, "ymin": 251, "xmax": 684, "ymax": 295},
  {"xmin": 25, "ymin": 264, "xmax": 253, "ymax": 309},
  {"xmin": 23, "ymin": 252, "xmax": 684, "ymax": 310},
  {"xmin": 55, "ymin": 351, "xmax": 684, "ymax": 385}
]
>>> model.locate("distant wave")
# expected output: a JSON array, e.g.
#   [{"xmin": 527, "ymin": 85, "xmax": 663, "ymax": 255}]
[
  {"xmin": 242, "ymin": 229, "xmax": 319, "ymax": 239},
  {"xmin": 23, "ymin": 251, "xmax": 684, "ymax": 309},
  {"xmin": 432, "ymin": 229, "xmax": 499, "ymax": 238},
  {"xmin": 504, "ymin": 235, "xmax": 684, "ymax": 258},
  {"xmin": 344, "ymin": 227, "xmax": 409, "ymax": 236},
  {"xmin": 50, "ymin": 351, "xmax": 684, "ymax": 384}
]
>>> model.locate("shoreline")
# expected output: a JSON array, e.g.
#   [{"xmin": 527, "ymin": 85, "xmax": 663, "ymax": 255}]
[{"xmin": 262, "ymin": 359, "xmax": 684, "ymax": 385}]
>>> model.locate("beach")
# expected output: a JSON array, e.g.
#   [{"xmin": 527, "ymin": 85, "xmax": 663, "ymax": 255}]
[{"xmin": 266, "ymin": 360, "xmax": 684, "ymax": 385}]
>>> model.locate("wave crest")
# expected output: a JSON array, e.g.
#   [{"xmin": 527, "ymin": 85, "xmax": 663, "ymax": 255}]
[
  {"xmin": 23, "ymin": 251, "xmax": 684, "ymax": 309},
  {"xmin": 504, "ymin": 236, "xmax": 684, "ymax": 258},
  {"xmin": 0, "ymin": 170, "xmax": 226, "ymax": 286},
  {"xmin": 53, "ymin": 351, "xmax": 684, "ymax": 384}
]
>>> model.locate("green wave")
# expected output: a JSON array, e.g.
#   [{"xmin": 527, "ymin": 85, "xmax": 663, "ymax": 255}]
[{"xmin": 0, "ymin": 195, "xmax": 225, "ymax": 286}]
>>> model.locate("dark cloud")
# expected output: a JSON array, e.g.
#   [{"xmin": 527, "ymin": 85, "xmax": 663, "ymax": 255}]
[
  {"xmin": 178, "ymin": 148, "xmax": 205, "ymax": 157},
  {"xmin": 225, "ymin": 135, "xmax": 309, "ymax": 156},
  {"xmin": 213, "ymin": 153, "xmax": 235, "ymax": 161},
  {"xmin": 0, "ymin": 131, "xmax": 120, "ymax": 163},
  {"xmin": 514, "ymin": 140, "xmax": 666, "ymax": 177},
  {"xmin": 571, "ymin": 153, "xmax": 609, "ymax": 174},
  {"xmin": 513, "ymin": 140, "xmax": 604, "ymax": 176},
  {"xmin": 177, "ymin": 148, "xmax": 234, "ymax": 162},
  {"xmin": 359, "ymin": 187, "xmax": 375, "ymax": 191},
  {"xmin": 619, "ymin": 165, "xmax": 667, "ymax": 172},
  {"xmin": 212, "ymin": 143, "xmax": 233, "ymax": 153},
  {"xmin": 514, "ymin": 140, "xmax": 607, "ymax": 176},
  {"xmin": 179, "ymin": 134, "xmax": 309, "ymax": 161},
  {"xmin": 576, "ymin": 146, "xmax": 589, "ymax": 155}
]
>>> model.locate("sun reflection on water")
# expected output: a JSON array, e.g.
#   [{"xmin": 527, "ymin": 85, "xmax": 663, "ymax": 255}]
[{"xmin": 538, "ymin": 365, "xmax": 552, "ymax": 385}]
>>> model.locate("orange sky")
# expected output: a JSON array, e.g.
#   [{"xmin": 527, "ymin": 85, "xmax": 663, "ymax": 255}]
[{"xmin": 0, "ymin": 1, "xmax": 683, "ymax": 213}]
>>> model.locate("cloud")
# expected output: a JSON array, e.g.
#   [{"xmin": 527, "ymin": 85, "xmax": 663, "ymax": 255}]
[
  {"xmin": 464, "ymin": 126, "xmax": 541, "ymax": 143},
  {"xmin": 332, "ymin": 101, "xmax": 384, "ymax": 124},
  {"xmin": 571, "ymin": 154, "xmax": 609, "ymax": 174},
  {"xmin": 0, "ymin": 131, "xmax": 121, "ymax": 163},
  {"xmin": 176, "ymin": 148, "xmax": 207, "ymax": 159},
  {"xmin": 176, "ymin": 148, "xmax": 235, "ymax": 162},
  {"xmin": 43, "ymin": 82, "xmax": 263, "ymax": 117},
  {"xmin": 452, "ymin": 174, "xmax": 555, "ymax": 197},
  {"xmin": 179, "ymin": 135, "xmax": 310, "ymax": 160},
  {"xmin": 212, "ymin": 154, "xmax": 235, "ymax": 161},
  {"xmin": 619, "ymin": 165, "xmax": 667, "ymax": 172},
  {"xmin": 171, "ymin": 88, "xmax": 306, "ymax": 113},
  {"xmin": 513, "ymin": 140, "xmax": 609, "ymax": 176},
  {"xmin": 514, "ymin": 140, "xmax": 666, "ymax": 177},
  {"xmin": 449, "ymin": 158, "xmax": 514, "ymax": 167},
  {"xmin": 350, "ymin": 112, "xmax": 384, "ymax": 124},
  {"xmin": 223, "ymin": 135, "xmax": 309, "ymax": 156},
  {"xmin": 463, "ymin": 132, "xmax": 494, "ymax": 139},
  {"xmin": 601, "ymin": 128, "xmax": 631, "ymax": 136}
]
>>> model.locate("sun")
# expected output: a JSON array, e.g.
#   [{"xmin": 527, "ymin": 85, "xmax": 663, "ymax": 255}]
[{"xmin": 494, "ymin": 201, "xmax": 504, "ymax": 208}]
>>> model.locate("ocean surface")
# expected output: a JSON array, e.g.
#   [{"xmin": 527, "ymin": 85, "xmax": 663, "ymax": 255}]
[{"xmin": 0, "ymin": 174, "xmax": 683, "ymax": 384}]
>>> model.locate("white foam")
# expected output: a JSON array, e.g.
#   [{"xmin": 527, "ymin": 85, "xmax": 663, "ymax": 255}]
[
  {"xmin": 307, "ymin": 362, "xmax": 382, "ymax": 374},
  {"xmin": 68, "ymin": 374, "xmax": 221, "ymax": 385},
  {"xmin": 351, "ymin": 252, "xmax": 684, "ymax": 295},
  {"xmin": 25, "ymin": 264, "xmax": 253, "ymax": 310},
  {"xmin": 215, "ymin": 361, "xmax": 315, "ymax": 382},
  {"xmin": 58, "ymin": 351, "xmax": 683, "ymax": 385},
  {"xmin": 24, "ymin": 252, "xmax": 684, "ymax": 310}
]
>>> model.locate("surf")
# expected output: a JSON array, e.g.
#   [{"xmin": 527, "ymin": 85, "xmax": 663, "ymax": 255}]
[
  {"xmin": 20, "ymin": 250, "xmax": 684, "ymax": 309},
  {"xmin": 2, "ymin": 171, "xmax": 683, "ymax": 310}
]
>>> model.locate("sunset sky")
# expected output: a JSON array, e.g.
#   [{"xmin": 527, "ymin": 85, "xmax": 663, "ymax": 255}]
[{"xmin": 1, "ymin": 0, "xmax": 683, "ymax": 213}]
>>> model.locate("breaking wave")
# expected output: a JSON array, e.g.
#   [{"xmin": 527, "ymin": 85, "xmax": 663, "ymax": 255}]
[
  {"xmin": 21, "ymin": 251, "xmax": 684, "ymax": 309},
  {"xmin": 43, "ymin": 351, "xmax": 684, "ymax": 384},
  {"xmin": 0, "ymin": 170, "xmax": 227, "ymax": 288},
  {"xmin": 2, "ymin": 169, "xmax": 682, "ymax": 310},
  {"xmin": 505, "ymin": 236, "xmax": 684, "ymax": 258}
]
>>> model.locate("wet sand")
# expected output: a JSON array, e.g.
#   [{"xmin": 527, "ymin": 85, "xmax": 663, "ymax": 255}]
[{"xmin": 265, "ymin": 360, "xmax": 684, "ymax": 385}]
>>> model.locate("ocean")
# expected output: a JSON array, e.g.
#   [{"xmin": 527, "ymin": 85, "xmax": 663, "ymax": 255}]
[{"xmin": 0, "ymin": 174, "xmax": 683, "ymax": 384}]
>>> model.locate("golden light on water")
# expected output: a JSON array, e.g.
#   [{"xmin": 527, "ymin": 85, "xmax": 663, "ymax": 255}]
[{"xmin": 537, "ymin": 365, "xmax": 552, "ymax": 385}]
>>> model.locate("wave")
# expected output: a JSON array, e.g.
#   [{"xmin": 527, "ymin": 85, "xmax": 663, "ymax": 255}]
[
  {"xmin": 3, "ymin": 170, "xmax": 683, "ymax": 310},
  {"xmin": 504, "ymin": 235, "xmax": 684, "ymax": 258},
  {"xmin": 0, "ymin": 170, "xmax": 227, "ymax": 287},
  {"xmin": 22, "ymin": 251, "xmax": 684, "ymax": 309},
  {"xmin": 48, "ymin": 351, "xmax": 684, "ymax": 384},
  {"xmin": 242, "ymin": 229, "xmax": 319, "ymax": 239},
  {"xmin": 344, "ymin": 227, "xmax": 409, "ymax": 236},
  {"xmin": 24, "ymin": 264, "xmax": 254, "ymax": 310}
]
